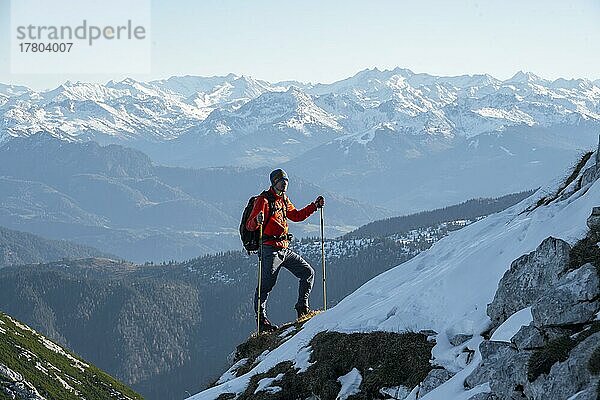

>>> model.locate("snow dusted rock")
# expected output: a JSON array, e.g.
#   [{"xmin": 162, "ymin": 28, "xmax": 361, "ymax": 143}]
[
  {"xmin": 466, "ymin": 394, "xmax": 497, "ymax": 400},
  {"xmin": 567, "ymin": 386, "xmax": 600, "ymax": 400},
  {"xmin": 0, "ymin": 363, "xmax": 46, "ymax": 400},
  {"xmin": 464, "ymin": 341, "xmax": 530, "ymax": 399},
  {"xmin": 532, "ymin": 263, "xmax": 600, "ymax": 327},
  {"xmin": 597, "ymin": 135, "xmax": 600, "ymax": 164},
  {"xmin": 448, "ymin": 333, "xmax": 473, "ymax": 347},
  {"xmin": 525, "ymin": 332, "xmax": 600, "ymax": 400},
  {"xmin": 580, "ymin": 166, "xmax": 599, "ymax": 188},
  {"xmin": 510, "ymin": 324, "xmax": 545, "ymax": 351},
  {"xmin": 581, "ymin": 136, "xmax": 600, "ymax": 187},
  {"xmin": 0, "ymin": 362, "xmax": 23, "ymax": 382},
  {"xmin": 487, "ymin": 237, "xmax": 571, "ymax": 328},
  {"xmin": 418, "ymin": 368, "xmax": 454, "ymax": 397},
  {"xmin": 380, "ymin": 385, "xmax": 412, "ymax": 399},
  {"xmin": 586, "ymin": 207, "xmax": 600, "ymax": 231}
]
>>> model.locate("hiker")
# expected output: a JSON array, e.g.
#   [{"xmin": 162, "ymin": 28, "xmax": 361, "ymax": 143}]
[{"xmin": 246, "ymin": 168, "xmax": 325, "ymax": 332}]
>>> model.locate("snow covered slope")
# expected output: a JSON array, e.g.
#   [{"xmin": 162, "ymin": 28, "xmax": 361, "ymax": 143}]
[
  {"xmin": 188, "ymin": 147, "xmax": 600, "ymax": 399},
  {"xmin": 0, "ymin": 311, "xmax": 142, "ymax": 399}
]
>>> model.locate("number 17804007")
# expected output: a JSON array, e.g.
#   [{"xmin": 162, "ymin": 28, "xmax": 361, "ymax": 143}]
[{"xmin": 19, "ymin": 42, "xmax": 73, "ymax": 52}]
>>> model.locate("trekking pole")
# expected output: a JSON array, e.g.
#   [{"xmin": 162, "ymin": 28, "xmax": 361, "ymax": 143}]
[
  {"xmin": 257, "ymin": 223, "xmax": 263, "ymax": 334},
  {"xmin": 320, "ymin": 206, "xmax": 327, "ymax": 311}
]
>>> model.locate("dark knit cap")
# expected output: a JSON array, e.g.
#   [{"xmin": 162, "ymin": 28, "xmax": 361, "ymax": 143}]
[{"xmin": 270, "ymin": 169, "xmax": 289, "ymax": 186}]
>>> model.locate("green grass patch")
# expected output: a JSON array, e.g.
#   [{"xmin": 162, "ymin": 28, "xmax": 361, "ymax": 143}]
[
  {"xmin": 528, "ymin": 336, "xmax": 577, "ymax": 382},
  {"xmin": 224, "ymin": 314, "xmax": 322, "ymax": 380},
  {"xmin": 569, "ymin": 229, "xmax": 600, "ymax": 276},
  {"xmin": 0, "ymin": 311, "xmax": 142, "ymax": 400},
  {"xmin": 215, "ymin": 394, "xmax": 236, "ymax": 400},
  {"xmin": 235, "ymin": 330, "xmax": 434, "ymax": 399},
  {"xmin": 233, "ymin": 330, "xmax": 289, "ymax": 377}
]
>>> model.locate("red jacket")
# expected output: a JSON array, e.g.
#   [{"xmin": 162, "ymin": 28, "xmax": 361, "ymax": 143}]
[{"xmin": 246, "ymin": 187, "xmax": 317, "ymax": 248}]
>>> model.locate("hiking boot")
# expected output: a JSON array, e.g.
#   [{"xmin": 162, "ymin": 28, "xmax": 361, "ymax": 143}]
[
  {"xmin": 295, "ymin": 304, "xmax": 312, "ymax": 320},
  {"xmin": 258, "ymin": 315, "xmax": 278, "ymax": 333}
]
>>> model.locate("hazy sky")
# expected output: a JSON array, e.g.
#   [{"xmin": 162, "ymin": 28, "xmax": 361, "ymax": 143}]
[{"xmin": 1, "ymin": 0, "xmax": 599, "ymax": 90}]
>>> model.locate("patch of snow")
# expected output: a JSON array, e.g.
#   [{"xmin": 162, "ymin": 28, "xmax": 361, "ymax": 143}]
[
  {"xmin": 216, "ymin": 358, "xmax": 248, "ymax": 385},
  {"xmin": 255, "ymin": 350, "xmax": 270, "ymax": 364},
  {"xmin": 0, "ymin": 363, "xmax": 24, "ymax": 381},
  {"xmin": 490, "ymin": 307, "xmax": 533, "ymax": 342},
  {"xmin": 278, "ymin": 326, "xmax": 296, "ymax": 338},
  {"xmin": 37, "ymin": 336, "xmax": 89, "ymax": 372},
  {"xmin": 55, "ymin": 373, "xmax": 77, "ymax": 394},
  {"xmin": 336, "ymin": 368, "xmax": 362, "ymax": 400},
  {"xmin": 293, "ymin": 345, "xmax": 313, "ymax": 373},
  {"xmin": 379, "ymin": 385, "xmax": 412, "ymax": 399},
  {"xmin": 6, "ymin": 315, "xmax": 35, "ymax": 333},
  {"xmin": 0, "ymin": 363, "xmax": 47, "ymax": 400},
  {"xmin": 253, "ymin": 373, "xmax": 284, "ymax": 394},
  {"xmin": 422, "ymin": 341, "xmax": 490, "ymax": 400},
  {"xmin": 35, "ymin": 361, "xmax": 49, "ymax": 375},
  {"xmin": 15, "ymin": 345, "xmax": 36, "ymax": 361}
]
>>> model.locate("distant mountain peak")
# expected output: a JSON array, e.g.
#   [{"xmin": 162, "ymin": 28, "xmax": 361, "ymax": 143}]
[{"xmin": 506, "ymin": 70, "xmax": 546, "ymax": 84}]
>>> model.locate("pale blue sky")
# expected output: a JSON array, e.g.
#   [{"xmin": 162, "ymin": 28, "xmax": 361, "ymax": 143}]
[{"xmin": 1, "ymin": 0, "xmax": 599, "ymax": 90}]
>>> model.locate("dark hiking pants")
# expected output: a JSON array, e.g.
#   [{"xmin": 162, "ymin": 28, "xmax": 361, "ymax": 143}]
[{"xmin": 254, "ymin": 245, "xmax": 315, "ymax": 318}]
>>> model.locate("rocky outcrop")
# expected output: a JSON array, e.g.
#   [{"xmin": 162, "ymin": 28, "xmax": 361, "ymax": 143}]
[
  {"xmin": 510, "ymin": 324, "xmax": 544, "ymax": 351},
  {"xmin": 525, "ymin": 332, "xmax": 600, "ymax": 400},
  {"xmin": 419, "ymin": 368, "xmax": 454, "ymax": 397},
  {"xmin": 0, "ymin": 363, "xmax": 46, "ymax": 400},
  {"xmin": 580, "ymin": 136, "xmax": 600, "ymax": 187},
  {"xmin": 486, "ymin": 237, "xmax": 571, "ymax": 328},
  {"xmin": 588, "ymin": 207, "xmax": 600, "ymax": 232},
  {"xmin": 532, "ymin": 263, "xmax": 599, "ymax": 327},
  {"xmin": 465, "ymin": 206, "xmax": 600, "ymax": 400}
]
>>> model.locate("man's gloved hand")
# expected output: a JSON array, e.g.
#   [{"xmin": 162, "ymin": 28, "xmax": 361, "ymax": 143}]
[
  {"xmin": 314, "ymin": 195, "xmax": 325, "ymax": 208},
  {"xmin": 256, "ymin": 211, "xmax": 265, "ymax": 225}
]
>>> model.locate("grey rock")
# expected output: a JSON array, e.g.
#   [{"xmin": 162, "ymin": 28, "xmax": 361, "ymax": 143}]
[
  {"xmin": 380, "ymin": 386, "xmax": 411, "ymax": 399},
  {"xmin": 525, "ymin": 332, "xmax": 600, "ymax": 400},
  {"xmin": 419, "ymin": 329, "xmax": 438, "ymax": 337},
  {"xmin": 466, "ymin": 394, "xmax": 498, "ymax": 400},
  {"xmin": 0, "ymin": 363, "xmax": 46, "ymax": 400},
  {"xmin": 465, "ymin": 341, "xmax": 531, "ymax": 399},
  {"xmin": 419, "ymin": 368, "xmax": 454, "ymax": 397},
  {"xmin": 511, "ymin": 324, "xmax": 545, "ymax": 351},
  {"xmin": 581, "ymin": 165, "xmax": 599, "ymax": 188},
  {"xmin": 540, "ymin": 326, "xmax": 577, "ymax": 342},
  {"xmin": 487, "ymin": 237, "xmax": 571, "ymax": 327},
  {"xmin": 449, "ymin": 333, "xmax": 473, "ymax": 347},
  {"xmin": 597, "ymin": 134, "xmax": 600, "ymax": 168},
  {"xmin": 532, "ymin": 263, "xmax": 600, "ymax": 327},
  {"xmin": 587, "ymin": 207, "xmax": 600, "ymax": 232},
  {"xmin": 565, "ymin": 383, "xmax": 599, "ymax": 400}
]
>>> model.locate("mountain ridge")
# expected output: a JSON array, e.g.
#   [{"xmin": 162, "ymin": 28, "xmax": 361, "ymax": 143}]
[{"xmin": 189, "ymin": 133, "xmax": 600, "ymax": 400}]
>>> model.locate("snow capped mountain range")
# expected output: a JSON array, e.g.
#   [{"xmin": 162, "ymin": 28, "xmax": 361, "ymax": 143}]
[
  {"xmin": 2, "ymin": 68, "xmax": 599, "ymax": 151},
  {"xmin": 182, "ymin": 86, "xmax": 343, "ymax": 139},
  {"xmin": 0, "ymin": 74, "xmax": 291, "ymax": 144}
]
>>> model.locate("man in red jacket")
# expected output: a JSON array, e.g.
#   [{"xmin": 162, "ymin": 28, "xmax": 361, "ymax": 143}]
[{"xmin": 246, "ymin": 168, "xmax": 325, "ymax": 332}]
